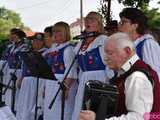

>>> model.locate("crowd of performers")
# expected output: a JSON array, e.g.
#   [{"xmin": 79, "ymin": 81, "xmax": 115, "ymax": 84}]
[{"xmin": 0, "ymin": 7, "xmax": 160, "ymax": 120}]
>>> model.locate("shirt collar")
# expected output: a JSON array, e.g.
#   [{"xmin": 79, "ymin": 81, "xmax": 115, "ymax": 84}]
[{"xmin": 119, "ymin": 54, "xmax": 139, "ymax": 75}]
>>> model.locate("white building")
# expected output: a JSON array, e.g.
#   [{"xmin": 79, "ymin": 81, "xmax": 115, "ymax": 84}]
[{"xmin": 70, "ymin": 18, "xmax": 84, "ymax": 39}]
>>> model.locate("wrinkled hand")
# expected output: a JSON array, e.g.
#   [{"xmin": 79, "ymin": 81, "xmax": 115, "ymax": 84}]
[{"xmin": 79, "ymin": 110, "xmax": 96, "ymax": 120}]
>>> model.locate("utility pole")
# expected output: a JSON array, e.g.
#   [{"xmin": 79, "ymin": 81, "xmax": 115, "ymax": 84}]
[
  {"xmin": 107, "ymin": 0, "xmax": 111, "ymax": 25},
  {"xmin": 80, "ymin": 0, "xmax": 83, "ymax": 33}
]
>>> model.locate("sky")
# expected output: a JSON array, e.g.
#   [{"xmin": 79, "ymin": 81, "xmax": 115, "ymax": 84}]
[{"xmin": 0, "ymin": 0, "xmax": 159, "ymax": 32}]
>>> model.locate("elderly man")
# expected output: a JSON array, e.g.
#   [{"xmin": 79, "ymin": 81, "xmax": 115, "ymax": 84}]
[{"xmin": 79, "ymin": 32, "xmax": 160, "ymax": 120}]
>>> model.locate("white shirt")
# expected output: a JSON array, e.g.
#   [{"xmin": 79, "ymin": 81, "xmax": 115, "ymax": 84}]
[
  {"xmin": 105, "ymin": 54, "xmax": 153, "ymax": 120},
  {"xmin": 134, "ymin": 34, "xmax": 160, "ymax": 79}
]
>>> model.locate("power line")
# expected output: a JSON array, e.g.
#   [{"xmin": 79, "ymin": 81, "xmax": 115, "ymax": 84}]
[
  {"xmin": 44, "ymin": 0, "xmax": 75, "ymax": 24},
  {"xmin": 24, "ymin": 0, "xmax": 76, "ymax": 30},
  {"xmin": 15, "ymin": 0, "xmax": 53, "ymax": 10}
]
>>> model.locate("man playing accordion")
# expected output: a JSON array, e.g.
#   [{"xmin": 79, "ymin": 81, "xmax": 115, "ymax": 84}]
[{"xmin": 79, "ymin": 32, "xmax": 160, "ymax": 120}]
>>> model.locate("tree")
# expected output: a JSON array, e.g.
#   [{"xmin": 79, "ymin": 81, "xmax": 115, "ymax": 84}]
[
  {"xmin": 98, "ymin": 0, "xmax": 115, "ymax": 28},
  {"xmin": 117, "ymin": 0, "xmax": 150, "ymax": 8},
  {"xmin": 0, "ymin": 7, "xmax": 29, "ymax": 41},
  {"xmin": 98, "ymin": 0, "xmax": 160, "ymax": 29},
  {"xmin": 142, "ymin": 0, "xmax": 160, "ymax": 28},
  {"xmin": 0, "ymin": 7, "xmax": 30, "ymax": 57},
  {"xmin": 143, "ymin": 7, "xmax": 160, "ymax": 29},
  {"xmin": 117, "ymin": 0, "xmax": 160, "ymax": 28}
]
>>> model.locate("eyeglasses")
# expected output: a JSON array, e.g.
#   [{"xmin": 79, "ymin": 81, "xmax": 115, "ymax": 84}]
[{"xmin": 119, "ymin": 19, "xmax": 131, "ymax": 25}]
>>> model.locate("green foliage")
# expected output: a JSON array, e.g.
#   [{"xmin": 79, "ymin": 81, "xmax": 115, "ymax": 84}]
[
  {"xmin": 98, "ymin": 0, "xmax": 160, "ymax": 30},
  {"xmin": 98, "ymin": 0, "xmax": 113, "ymax": 26},
  {"xmin": 118, "ymin": 0, "xmax": 160, "ymax": 29},
  {"xmin": 143, "ymin": 7, "xmax": 160, "ymax": 29},
  {"xmin": 118, "ymin": 0, "xmax": 150, "ymax": 8},
  {"xmin": 0, "ymin": 7, "xmax": 25, "ymax": 41}
]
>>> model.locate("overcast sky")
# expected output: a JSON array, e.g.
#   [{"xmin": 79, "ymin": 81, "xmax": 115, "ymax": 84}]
[{"xmin": 0, "ymin": 0, "xmax": 158, "ymax": 32}]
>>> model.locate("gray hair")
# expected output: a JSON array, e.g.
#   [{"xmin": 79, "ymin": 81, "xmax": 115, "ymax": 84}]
[{"xmin": 108, "ymin": 32, "xmax": 135, "ymax": 50}]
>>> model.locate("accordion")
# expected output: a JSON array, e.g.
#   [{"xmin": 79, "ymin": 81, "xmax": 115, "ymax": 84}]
[{"xmin": 83, "ymin": 80, "xmax": 119, "ymax": 120}]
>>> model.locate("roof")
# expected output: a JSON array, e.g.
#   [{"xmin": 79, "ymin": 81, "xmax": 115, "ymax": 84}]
[{"xmin": 25, "ymin": 31, "xmax": 35, "ymax": 37}]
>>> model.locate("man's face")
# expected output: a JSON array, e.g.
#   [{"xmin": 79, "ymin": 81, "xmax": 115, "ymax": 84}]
[{"xmin": 104, "ymin": 40, "xmax": 127, "ymax": 71}]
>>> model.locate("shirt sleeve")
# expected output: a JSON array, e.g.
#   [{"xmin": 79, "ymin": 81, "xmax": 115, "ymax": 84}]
[
  {"xmin": 105, "ymin": 71, "xmax": 153, "ymax": 120},
  {"xmin": 142, "ymin": 38, "xmax": 160, "ymax": 78},
  {"xmin": 63, "ymin": 46, "xmax": 78, "ymax": 80}
]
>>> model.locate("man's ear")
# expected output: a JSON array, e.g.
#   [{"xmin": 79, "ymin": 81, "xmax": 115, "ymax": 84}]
[{"xmin": 124, "ymin": 47, "xmax": 132, "ymax": 56}]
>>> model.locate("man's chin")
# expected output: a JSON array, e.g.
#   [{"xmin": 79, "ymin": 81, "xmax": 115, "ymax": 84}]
[{"xmin": 107, "ymin": 65, "xmax": 114, "ymax": 69}]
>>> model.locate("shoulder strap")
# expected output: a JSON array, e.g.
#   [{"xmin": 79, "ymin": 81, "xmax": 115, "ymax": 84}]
[
  {"xmin": 136, "ymin": 39, "xmax": 147, "ymax": 60},
  {"xmin": 59, "ymin": 44, "xmax": 72, "ymax": 51}
]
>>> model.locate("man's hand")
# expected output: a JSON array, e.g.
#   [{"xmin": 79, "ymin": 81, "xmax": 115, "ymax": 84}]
[{"xmin": 79, "ymin": 110, "xmax": 96, "ymax": 120}]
